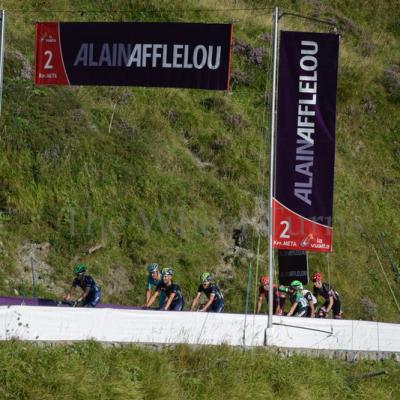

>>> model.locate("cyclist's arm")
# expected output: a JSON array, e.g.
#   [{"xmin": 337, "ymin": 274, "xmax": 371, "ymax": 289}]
[
  {"xmin": 64, "ymin": 286, "xmax": 74, "ymax": 301},
  {"xmin": 77, "ymin": 287, "xmax": 90, "ymax": 302},
  {"xmin": 309, "ymin": 300, "xmax": 315, "ymax": 318},
  {"xmin": 145, "ymin": 290, "xmax": 159, "ymax": 308},
  {"xmin": 325, "ymin": 295, "xmax": 334, "ymax": 313},
  {"xmin": 256, "ymin": 294, "xmax": 263, "ymax": 314},
  {"xmin": 145, "ymin": 288, "xmax": 152, "ymax": 303},
  {"xmin": 200, "ymin": 293, "xmax": 215, "ymax": 312},
  {"xmin": 274, "ymin": 299, "xmax": 284, "ymax": 315},
  {"xmin": 190, "ymin": 292, "xmax": 201, "ymax": 311},
  {"xmin": 163, "ymin": 292, "xmax": 176, "ymax": 310},
  {"xmin": 286, "ymin": 301, "xmax": 298, "ymax": 317}
]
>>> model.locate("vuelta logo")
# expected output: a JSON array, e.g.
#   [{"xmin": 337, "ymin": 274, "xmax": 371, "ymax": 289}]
[
  {"xmin": 299, "ymin": 234, "xmax": 313, "ymax": 247},
  {"xmin": 40, "ymin": 32, "xmax": 57, "ymax": 43}
]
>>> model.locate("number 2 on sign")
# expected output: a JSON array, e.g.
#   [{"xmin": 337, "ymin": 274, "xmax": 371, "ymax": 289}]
[
  {"xmin": 44, "ymin": 50, "xmax": 53, "ymax": 69},
  {"xmin": 280, "ymin": 220, "xmax": 290, "ymax": 238}
]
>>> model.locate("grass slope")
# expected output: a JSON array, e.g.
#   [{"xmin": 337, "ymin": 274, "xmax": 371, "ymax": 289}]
[
  {"xmin": 0, "ymin": 341, "xmax": 399, "ymax": 400},
  {"xmin": 0, "ymin": 0, "xmax": 399, "ymax": 321}
]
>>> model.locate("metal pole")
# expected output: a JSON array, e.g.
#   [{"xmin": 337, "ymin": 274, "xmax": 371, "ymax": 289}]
[
  {"xmin": 242, "ymin": 262, "xmax": 253, "ymax": 347},
  {"xmin": 30, "ymin": 251, "xmax": 37, "ymax": 298},
  {"xmin": 0, "ymin": 10, "xmax": 6, "ymax": 115},
  {"xmin": 268, "ymin": 7, "xmax": 279, "ymax": 329},
  {"xmin": 378, "ymin": 233, "xmax": 400, "ymax": 279}
]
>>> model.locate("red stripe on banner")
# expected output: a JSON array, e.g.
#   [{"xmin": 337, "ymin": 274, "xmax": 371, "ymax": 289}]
[
  {"xmin": 272, "ymin": 198, "xmax": 333, "ymax": 252},
  {"xmin": 35, "ymin": 23, "xmax": 70, "ymax": 85}
]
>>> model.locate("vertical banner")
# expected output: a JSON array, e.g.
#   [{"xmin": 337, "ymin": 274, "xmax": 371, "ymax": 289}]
[
  {"xmin": 35, "ymin": 22, "xmax": 233, "ymax": 90},
  {"xmin": 273, "ymin": 31, "xmax": 339, "ymax": 252}
]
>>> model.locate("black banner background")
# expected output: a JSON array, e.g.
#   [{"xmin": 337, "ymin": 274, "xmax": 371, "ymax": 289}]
[{"xmin": 59, "ymin": 22, "xmax": 232, "ymax": 89}]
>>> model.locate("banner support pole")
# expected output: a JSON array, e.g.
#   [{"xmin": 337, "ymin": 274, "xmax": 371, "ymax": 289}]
[
  {"xmin": 267, "ymin": 7, "xmax": 279, "ymax": 329},
  {"xmin": 0, "ymin": 10, "xmax": 5, "ymax": 115}
]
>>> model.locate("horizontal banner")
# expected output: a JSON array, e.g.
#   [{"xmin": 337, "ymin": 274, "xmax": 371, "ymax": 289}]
[
  {"xmin": 35, "ymin": 22, "xmax": 233, "ymax": 90},
  {"xmin": 273, "ymin": 31, "xmax": 339, "ymax": 252}
]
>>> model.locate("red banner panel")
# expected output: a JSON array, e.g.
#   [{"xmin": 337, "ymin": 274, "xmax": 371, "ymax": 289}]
[
  {"xmin": 272, "ymin": 31, "xmax": 339, "ymax": 253},
  {"xmin": 35, "ymin": 22, "xmax": 69, "ymax": 85},
  {"xmin": 35, "ymin": 22, "xmax": 233, "ymax": 90}
]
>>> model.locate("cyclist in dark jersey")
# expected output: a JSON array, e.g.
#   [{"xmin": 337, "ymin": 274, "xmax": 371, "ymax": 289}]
[
  {"xmin": 64, "ymin": 264, "xmax": 101, "ymax": 307},
  {"xmin": 190, "ymin": 272, "xmax": 224, "ymax": 313},
  {"xmin": 256, "ymin": 275, "xmax": 286, "ymax": 315},
  {"xmin": 312, "ymin": 272, "xmax": 342, "ymax": 319},
  {"xmin": 144, "ymin": 268, "xmax": 184, "ymax": 311}
]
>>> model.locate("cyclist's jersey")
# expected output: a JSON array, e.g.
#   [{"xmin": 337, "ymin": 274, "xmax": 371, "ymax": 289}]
[
  {"xmin": 313, "ymin": 283, "xmax": 340, "ymax": 302},
  {"xmin": 146, "ymin": 275, "xmax": 161, "ymax": 290},
  {"xmin": 146, "ymin": 274, "xmax": 166, "ymax": 307},
  {"xmin": 302, "ymin": 289, "xmax": 317, "ymax": 305},
  {"xmin": 259, "ymin": 284, "xmax": 287, "ymax": 300},
  {"xmin": 72, "ymin": 275, "xmax": 99, "ymax": 295},
  {"xmin": 290, "ymin": 291, "xmax": 309, "ymax": 312},
  {"xmin": 197, "ymin": 283, "xmax": 224, "ymax": 302},
  {"xmin": 156, "ymin": 281, "xmax": 184, "ymax": 302},
  {"xmin": 72, "ymin": 275, "xmax": 101, "ymax": 307}
]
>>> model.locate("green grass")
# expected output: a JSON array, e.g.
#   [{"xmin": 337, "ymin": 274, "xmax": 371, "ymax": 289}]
[
  {"xmin": 0, "ymin": 0, "xmax": 398, "ymax": 321},
  {"xmin": 0, "ymin": 341, "xmax": 399, "ymax": 400}
]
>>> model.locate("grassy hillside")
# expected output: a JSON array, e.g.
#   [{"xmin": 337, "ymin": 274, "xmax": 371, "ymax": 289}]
[
  {"xmin": 0, "ymin": 0, "xmax": 398, "ymax": 322},
  {"xmin": 0, "ymin": 341, "xmax": 399, "ymax": 400}
]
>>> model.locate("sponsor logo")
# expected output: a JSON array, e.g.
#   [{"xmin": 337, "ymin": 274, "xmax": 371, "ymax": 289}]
[
  {"xmin": 299, "ymin": 233, "xmax": 313, "ymax": 247},
  {"xmin": 40, "ymin": 32, "xmax": 57, "ymax": 43}
]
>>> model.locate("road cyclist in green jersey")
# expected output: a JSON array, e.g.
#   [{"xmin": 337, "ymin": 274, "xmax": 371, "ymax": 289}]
[
  {"xmin": 144, "ymin": 263, "xmax": 166, "ymax": 309},
  {"xmin": 144, "ymin": 268, "xmax": 184, "ymax": 311},
  {"xmin": 190, "ymin": 272, "xmax": 224, "ymax": 313},
  {"xmin": 279, "ymin": 280, "xmax": 309, "ymax": 317}
]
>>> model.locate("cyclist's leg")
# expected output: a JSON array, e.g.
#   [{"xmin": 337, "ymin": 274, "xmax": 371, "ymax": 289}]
[
  {"xmin": 208, "ymin": 299, "xmax": 224, "ymax": 313},
  {"xmin": 170, "ymin": 298, "xmax": 184, "ymax": 311},
  {"xmin": 294, "ymin": 307, "xmax": 308, "ymax": 317},
  {"xmin": 332, "ymin": 299, "xmax": 342, "ymax": 319},
  {"xmin": 85, "ymin": 288, "xmax": 101, "ymax": 307},
  {"xmin": 316, "ymin": 301, "xmax": 329, "ymax": 318}
]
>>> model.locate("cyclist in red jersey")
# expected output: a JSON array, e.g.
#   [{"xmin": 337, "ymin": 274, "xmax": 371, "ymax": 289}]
[{"xmin": 256, "ymin": 275, "xmax": 286, "ymax": 315}]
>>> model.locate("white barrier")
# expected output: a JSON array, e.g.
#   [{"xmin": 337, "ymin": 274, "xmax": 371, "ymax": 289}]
[{"xmin": 1, "ymin": 306, "xmax": 399, "ymax": 353}]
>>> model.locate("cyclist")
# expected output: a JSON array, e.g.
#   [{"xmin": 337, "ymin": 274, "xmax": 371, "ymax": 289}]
[
  {"xmin": 144, "ymin": 268, "xmax": 184, "ymax": 311},
  {"xmin": 283, "ymin": 280, "xmax": 309, "ymax": 317},
  {"xmin": 64, "ymin": 263, "xmax": 101, "ymax": 307},
  {"xmin": 256, "ymin": 275, "xmax": 286, "ymax": 315},
  {"xmin": 145, "ymin": 262, "xmax": 166, "ymax": 309},
  {"xmin": 190, "ymin": 272, "xmax": 224, "ymax": 313},
  {"xmin": 302, "ymin": 287, "xmax": 317, "ymax": 318},
  {"xmin": 312, "ymin": 272, "xmax": 342, "ymax": 319}
]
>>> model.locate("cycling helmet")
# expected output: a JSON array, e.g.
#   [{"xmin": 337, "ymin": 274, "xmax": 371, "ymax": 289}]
[
  {"xmin": 201, "ymin": 272, "xmax": 212, "ymax": 283},
  {"xmin": 259, "ymin": 275, "xmax": 269, "ymax": 286},
  {"xmin": 73, "ymin": 263, "xmax": 87, "ymax": 275},
  {"xmin": 147, "ymin": 263, "xmax": 159, "ymax": 273},
  {"xmin": 312, "ymin": 272, "xmax": 323, "ymax": 282},
  {"xmin": 289, "ymin": 280, "xmax": 303, "ymax": 290},
  {"xmin": 161, "ymin": 267, "xmax": 173, "ymax": 276}
]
